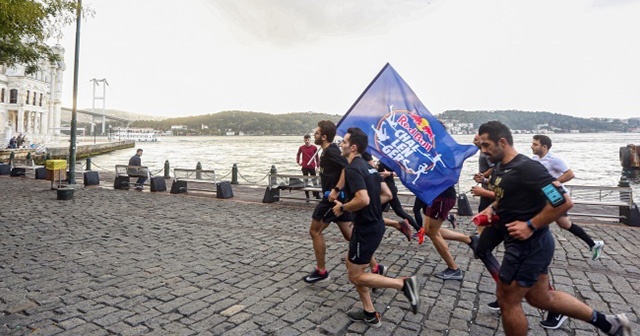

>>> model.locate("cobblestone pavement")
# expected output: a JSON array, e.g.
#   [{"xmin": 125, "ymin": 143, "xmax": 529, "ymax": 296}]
[{"xmin": 1, "ymin": 176, "xmax": 639, "ymax": 335}]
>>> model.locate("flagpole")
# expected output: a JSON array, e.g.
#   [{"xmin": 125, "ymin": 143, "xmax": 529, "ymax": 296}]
[{"xmin": 336, "ymin": 63, "xmax": 391, "ymax": 129}]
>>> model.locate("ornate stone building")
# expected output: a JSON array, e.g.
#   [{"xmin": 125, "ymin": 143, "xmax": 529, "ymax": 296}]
[{"xmin": 0, "ymin": 44, "xmax": 65, "ymax": 146}]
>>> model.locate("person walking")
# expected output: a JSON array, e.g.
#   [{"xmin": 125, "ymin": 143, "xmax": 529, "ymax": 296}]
[
  {"xmin": 531, "ymin": 134, "xmax": 605, "ymax": 261},
  {"xmin": 331, "ymin": 127, "xmax": 419, "ymax": 327},
  {"xmin": 296, "ymin": 134, "xmax": 320, "ymax": 200},
  {"xmin": 475, "ymin": 121, "xmax": 630, "ymax": 336}
]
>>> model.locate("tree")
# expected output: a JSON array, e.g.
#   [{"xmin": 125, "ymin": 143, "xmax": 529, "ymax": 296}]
[{"xmin": 0, "ymin": 0, "xmax": 82, "ymax": 74}]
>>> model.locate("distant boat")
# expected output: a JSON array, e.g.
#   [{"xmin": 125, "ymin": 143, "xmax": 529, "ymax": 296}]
[{"xmin": 108, "ymin": 127, "xmax": 160, "ymax": 142}]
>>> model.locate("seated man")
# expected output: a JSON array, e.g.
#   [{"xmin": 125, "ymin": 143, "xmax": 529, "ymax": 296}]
[{"xmin": 128, "ymin": 148, "xmax": 148, "ymax": 190}]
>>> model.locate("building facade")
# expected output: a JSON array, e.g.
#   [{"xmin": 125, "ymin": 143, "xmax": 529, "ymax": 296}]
[{"xmin": 0, "ymin": 44, "xmax": 65, "ymax": 147}]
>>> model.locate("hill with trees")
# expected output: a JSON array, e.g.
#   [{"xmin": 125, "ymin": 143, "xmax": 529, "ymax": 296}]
[
  {"xmin": 127, "ymin": 109, "xmax": 640, "ymax": 135},
  {"xmin": 130, "ymin": 111, "xmax": 342, "ymax": 136}
]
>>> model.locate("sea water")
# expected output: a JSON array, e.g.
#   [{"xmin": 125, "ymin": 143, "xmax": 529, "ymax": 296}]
[{"xmin": 84, "ymin": 133, "xmax": 640, "ymax": 196}]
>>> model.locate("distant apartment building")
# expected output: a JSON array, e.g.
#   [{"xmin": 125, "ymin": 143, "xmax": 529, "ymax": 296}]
[{"xmin": 0, "ymin": 44, "xmax": 65, "ymax": 145}]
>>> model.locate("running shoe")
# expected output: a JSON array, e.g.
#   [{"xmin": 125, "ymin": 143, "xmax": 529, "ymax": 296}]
[
  {"xmin": 347, "ymin": 309, "xmax": 382, "ymax": 328},
  {"xmin": 447, "ymin": 213, "xmax": 456, "ymax": 229},
  {"xmin": 539, "ymin": 311, "xmax": 568, "ymax": 329},
  {"xmin": 591, "ymin": 240, "xmax": 605, "ymax": 261},
  {"xmin": 400, "ymin": 219, "xmax": 412, "ymax": 241},
  {"xmin": 487, "ymin": 300, "xmax": 500, "ymax": 311},
  {"xmin": 402, "ymin": 276, "xmax": 420, "ymax": 314},
  {"xmin": 607, "ymin": 314, "xmax": 631, "ymax": 336},
  {"xmin": 468, "ymin": 234, "xmax": 479, "ymax": 259},
  {"xmin": 434, "ymin": 268, "xmax": 463, "ymax": 280},
  {"xmin": 303, "ymin": 269, "xmax": 330, "ymax": 283},
  {"xmin": 417, "ymin": 227, "xmax": 425, "ymax": 245},
  {"xmin": 372, "ymin": 264, "xmax": 387, "ymax": 293}
]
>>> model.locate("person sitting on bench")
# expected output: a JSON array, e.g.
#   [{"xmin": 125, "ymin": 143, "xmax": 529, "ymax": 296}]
[{"xmin": 128, "ymin": 149, "xmax": 147, "ymax": 190}]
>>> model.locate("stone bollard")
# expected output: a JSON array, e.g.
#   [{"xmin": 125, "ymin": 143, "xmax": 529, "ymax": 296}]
[
  {"xmin": 86, "ymin": 157, "xmax": 92, "ymax": 171},
  {"xmin": 196, "ymin": 161, "xmax": 202, "ymax": 179},
  {"xmin": 164, "ymin": 160, "xmax": 170, "ymax": 179},
  {"xmin": 269, "ymin": 165, "xmax": 278, "ymax": 187},
  {"xmin": 231, "ymin": 163, "xmax": 238, "ymax": 184},
  {"xmin": 619, "ymin": 176, "xmax": 632, "ymax": 225},
  {"xmin": 9, "ymin": 151, "xmax": 15, "ymax": 166},
  {"xmin": 26, "ymin": 152, "xmax": 32, "ymax": 161}
]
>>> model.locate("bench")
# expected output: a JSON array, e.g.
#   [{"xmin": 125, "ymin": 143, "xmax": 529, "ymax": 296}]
[
  {"xmin": 114, "ymin": 164, "xmax": 151, "ymax": 189},
  {"xmin": 564, "ymin": 185, "xmax": 634, "ymax": 222},
  {"xmin": 171, "ymin": 168, "xmax": 217, "ymax": 194},
  {"xmin": 11, "ymin": 158, "xmax": 44, "ymax": 176},
  {"xmin": 263, "ymin": 173, "xmax": 322, "ymax": 203}
]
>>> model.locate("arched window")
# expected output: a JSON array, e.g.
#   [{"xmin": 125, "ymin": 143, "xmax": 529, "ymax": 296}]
[
  {"xmin": 26, "ymin": 90, "xmax": 30, "ymax": 104},
  {"xmin": 1, "ymin": 88, "xmax": 5, "ymax": 102},
  {"xmin": 32, "ymin": 92, "xmax": 36, "ymax": 105},
  {"xmin": 39, "ymin": 93, "xmax": 43, "ymax": 106},
  {"xmin": 9, "ymin": 89, "xmax": 18, "ymax": 104}
]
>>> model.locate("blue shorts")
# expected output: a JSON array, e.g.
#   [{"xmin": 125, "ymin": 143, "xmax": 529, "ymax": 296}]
[
  {"xmin": 499, "ymin": 228, "xmax": 554, "ymax": 287},
  {"xmin": 312, "ymin": 199, "xmax": 354, "ymax": 223},
  {"xmin": 348, "ymin": 222, "xmax": 385, "ymax": 265}
]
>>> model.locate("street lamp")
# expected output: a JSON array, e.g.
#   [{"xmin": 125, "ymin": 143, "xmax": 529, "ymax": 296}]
[{"xmin": 68, "ymin": 0, "xmax": 82, "ymax": 185}]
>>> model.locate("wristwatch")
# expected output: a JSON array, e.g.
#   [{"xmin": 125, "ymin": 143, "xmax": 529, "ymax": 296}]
[
  {"xmin": 526, "ymin": 220, "xmax": 537, "ymax": 233},
  {"xmin": 340, "ymin": 204, "xmax": 345, "ymax": 212},
  {"xmin": 333, "ymin": 187, "xmax": 341, "ymax": 192}
]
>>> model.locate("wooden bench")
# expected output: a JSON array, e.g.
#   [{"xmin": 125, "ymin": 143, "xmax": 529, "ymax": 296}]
[
  {"xmin": 114, "ymin": 164, "xmax": 151, "ymax": 189},
  {"xmin": 263, "ymin": 173, "xmax": 322, "ymax": 203},
  {"xmin": 171, "ymin": 168, "xmax": 217, "ymax": 194}
]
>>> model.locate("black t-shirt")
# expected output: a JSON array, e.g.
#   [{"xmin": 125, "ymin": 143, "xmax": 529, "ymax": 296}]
[
  {"xmin": 489, "ymin": 154, "xmax": 555, "ymax": 237},
  {"xmin": 319, "ymin": 143, "xmax": 348, "ymax": 192},
  {"xmin": 344, "ymin": 156, "xmax": 384, "ymax": 228}
]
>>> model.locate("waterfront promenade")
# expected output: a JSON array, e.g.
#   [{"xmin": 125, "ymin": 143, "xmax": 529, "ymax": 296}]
[{"xmin": 1, "ymin": 176, "xmax": 638, "ymax": 335}]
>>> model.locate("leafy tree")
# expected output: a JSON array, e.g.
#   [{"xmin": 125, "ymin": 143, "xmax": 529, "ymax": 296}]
[{"xmin": 0, "ymin": 0, "xmax": 83, "ymax": 74}]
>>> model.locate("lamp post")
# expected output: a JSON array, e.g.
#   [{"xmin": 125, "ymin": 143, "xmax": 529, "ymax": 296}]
[{"xmin": 68, "ymin": 0, "xmax": 82, "ymax": 185}]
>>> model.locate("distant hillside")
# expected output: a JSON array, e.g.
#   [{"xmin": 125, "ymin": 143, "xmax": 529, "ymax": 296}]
[
  {"xmin": 130, "ymin": 111, "xmax": 341, "ymax": 136},
  {"xmin": 438, "ymin": 110, "xmax": 640, "ymax": 133}
]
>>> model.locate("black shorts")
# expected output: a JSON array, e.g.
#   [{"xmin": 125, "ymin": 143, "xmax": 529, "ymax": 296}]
[
  {"xmin": 499, "ymin": 228, "xmax": 554, "ymax": 287},
  {"xmin": 348, "ymin": 222, "xmax": 385, "ymax": 265},
  {"xmin": 312, "ymin": 199, "xmax": 354, "ymax": 223}
]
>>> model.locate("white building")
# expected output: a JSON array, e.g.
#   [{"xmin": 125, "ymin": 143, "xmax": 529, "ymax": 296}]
[{"xmin": 0, "ymin": 44, "xmax": 65, "ymax": 146}]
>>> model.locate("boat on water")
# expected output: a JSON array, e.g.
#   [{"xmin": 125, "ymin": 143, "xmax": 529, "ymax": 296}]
[{"xmin": 108, "ymin": 127, "xmax": 160, "ymax": 142}]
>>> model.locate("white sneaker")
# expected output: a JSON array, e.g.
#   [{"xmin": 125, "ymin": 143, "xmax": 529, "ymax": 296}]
[{"xmin": 591, "ymin": 240, "xmax": 605, "ymax": 260}]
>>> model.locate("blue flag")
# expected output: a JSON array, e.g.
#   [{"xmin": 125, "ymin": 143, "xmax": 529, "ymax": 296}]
[{"xmin": 336, "ymin": 63, "xmax": 478, "ymax": 205}]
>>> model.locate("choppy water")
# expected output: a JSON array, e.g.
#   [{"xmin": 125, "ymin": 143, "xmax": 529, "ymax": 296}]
[{"xmin": 85, "ymin": 133, "xmax": 640, "ymax": 196}]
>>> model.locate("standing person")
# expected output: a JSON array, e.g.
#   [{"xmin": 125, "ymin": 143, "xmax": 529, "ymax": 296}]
[
  {"xmin": 303, "ymin": 120, "xmax": 383, "ymax": 283},
  {"xmin": 476, "ymin": 121, "xmax": 630, "ymax": 336},
  {"xmin": 377, "ymin": 161, "xmax": 421, "ymax": 233},
  {"xmin": 331, "ymin": 127, "xmax": 419, "ymax": 327},
  {"xmin": 531, "ymin": 134, "xmax": 605, "ymax": 260},
  {"xmin": 128, "ymin": 148, "xmax": 147, "ymax": 190},
  {"xmin": 296, "ymin": 134, "xmax": 320, "ymax": 200}
]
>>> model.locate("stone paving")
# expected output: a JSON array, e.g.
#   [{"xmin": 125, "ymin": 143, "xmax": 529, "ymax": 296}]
[{"xmin": 0, "ymin": 175, "xmax": 639, "ymax": 335}]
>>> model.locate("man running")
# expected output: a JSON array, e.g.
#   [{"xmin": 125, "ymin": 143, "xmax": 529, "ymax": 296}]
[
  {"xmin": 531, "ymin": 134, "xmax": 605, "ymax": 261},
  {"xmin": 476, "ymin": 121, "xmax": 630, "ymax": 336},
  {"xmin": 332, "ymin": 127, "xmax": 419, "ymax": 327},
  {"xmin": 303, "ymin": 120, "xmax": 383, "ymax": 283}
]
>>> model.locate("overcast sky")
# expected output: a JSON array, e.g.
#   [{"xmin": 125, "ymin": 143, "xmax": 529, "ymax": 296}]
[{"xmin": 58, "ymin": 0, "xmax": 640, "ymax": 119}]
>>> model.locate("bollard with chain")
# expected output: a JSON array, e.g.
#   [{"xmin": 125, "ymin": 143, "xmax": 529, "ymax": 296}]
[
  {"xmin": 9, "ymin": 151, "xmax": 15, "ymax": 167},
  {"xmin": 196, "ymin": 161, "xmax": 202, "ymax": 179},
  {"xmin": 231, "ymin": 163, "xmax": 238, "ymax": 184},
  {"xmin": 269, "ymin": 165, "xmax": 278, "ymax": 187},
  {"xmin": 86, "ymin": 157, "xmax": 92, "ymax": 171},
  {"xmin": 164, "ymin": 160, "xmax": 170, "ymax": 179}
]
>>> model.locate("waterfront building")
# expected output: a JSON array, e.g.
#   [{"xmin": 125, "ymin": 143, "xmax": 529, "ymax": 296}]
[{"xmin": 0, "ymin": 44, "xmax": 65, "ymax": 146}]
